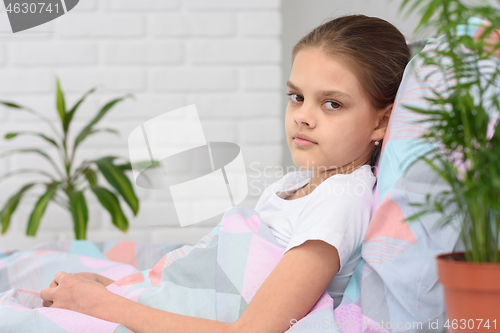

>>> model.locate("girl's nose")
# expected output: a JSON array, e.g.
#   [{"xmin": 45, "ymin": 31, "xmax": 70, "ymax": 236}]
[{"xmin": 294, "ymin": 105, "xmax": 316, "ymax": 127}]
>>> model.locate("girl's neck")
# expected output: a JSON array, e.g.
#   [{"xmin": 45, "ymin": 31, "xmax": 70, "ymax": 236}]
[{"xmin": 294, "ymin": 145, "xmax": 373, "ymax": 198}]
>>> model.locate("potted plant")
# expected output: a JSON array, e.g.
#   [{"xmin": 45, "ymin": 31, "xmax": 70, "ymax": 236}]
[
  {"xmin": 0, "ymin": 78, "xmax": 140, "ymax": 240},
  {"xmin": 399, "ymin": 0, "xmax": 500, "ymax": 330}
]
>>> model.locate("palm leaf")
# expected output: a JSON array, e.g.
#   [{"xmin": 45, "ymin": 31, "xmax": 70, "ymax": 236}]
[
  {"xmin": 0, "ymin": 183, "xmax": 37, "ymax": 234},
  {"xmin": 26, "ymin": 184, "xmax": 57, "ymax": 236},
  {"xmin": 90, "ymin": 186, "xmax": 128, "ymax": 232},
  {"xmin": 93, "ymin": 156, "xmax": 139, "ymax": 215},
  {"xmin": 69, "ymin": 191, "xmax": 88, "ymax": 240},
  {"xmin": 415, "ymin": 0, "xmax": 441, "ymax": 32}
]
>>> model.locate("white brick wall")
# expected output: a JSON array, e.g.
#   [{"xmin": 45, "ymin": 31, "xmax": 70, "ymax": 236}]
[
  {"xmin": 103, "ymin": 41, "xmax": 184, "ymax": 65},
  {"xmin": 149, "ymin": 14, "xmax": 235, "ymax": 36},
  {"xmin": 10, "ymin": 42, "xmax": 99, "ymax": 65},
  {"xmin": 150, "ymin": 68, "xmax": 237, "ymax": 91},
  {"xmin": 0, "ymin": 0, "xmax": 282, "ymax": 249}
]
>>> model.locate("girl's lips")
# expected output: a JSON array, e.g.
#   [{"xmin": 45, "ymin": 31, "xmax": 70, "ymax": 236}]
[{"xmin": 293, "ymin": 137, "xmax": 318, "ymax": 147}]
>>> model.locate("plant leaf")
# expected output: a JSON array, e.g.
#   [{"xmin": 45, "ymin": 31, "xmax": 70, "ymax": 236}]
[
  {"xmin": 64, "ymin": 86, "xmax": 97, "ymax": 134},
  {"xmin": 0, "ymin": 101, "xmax": 63, "ymax": 140},
  {"xmin": 115, "ymin": 162, "xmax": 132, "ymax": 171},
  {"xmin": 83, "ymin": 167, "xmax": 98, "ymax": 186},
  {"xmin": 93, "ymin": 156, "xmax": 139, "ymax": 215},
  {"xmin": 73, "ymin": 94, "xmax": 132, "ymax": 149},
  {"xmin": 0, "ymin": 101, "xmax": 22, "ymax": 109},
  {"xmin": 56, "ymin": 77, "xmax": 66, "ymax": 125},
  {"xmin": 5, "ymin": 131, "xmax": 59, "ymax": 148},
  {"xmin": 0, "ymin": 168, "xmax": 55, "ymax": 184},
  {"xmin": 415, "ymin": 0, "xmax": 440, "ymax": 32},
  {"xmin": 88, "ymin": 128, "xmax": 120, "ymax": 137},
  {"xmin": 91, "ymin": 186, "xmax": 128, "ymax": 232},
  {"xmin": 0, "ymin": 148, "xmax": 64, "ymax": 178},
  {"xmin": 0, "ymin": 183, "xmax": 37, "ymax": 234},
  {"xmin": 26, "ymin": 184, "xmax": 57, "ymax": 236},
  {"xmin": 69, "ymin": 191, "xmax": 88, "ymax": 240}
]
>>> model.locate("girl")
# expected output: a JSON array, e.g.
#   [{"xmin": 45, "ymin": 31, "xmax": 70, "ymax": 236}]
[{"xmin": 40, "ymin": 14, "xmax": 410, "ymax": 333}]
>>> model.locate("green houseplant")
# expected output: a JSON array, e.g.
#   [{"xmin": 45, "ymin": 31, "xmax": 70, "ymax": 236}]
[
  {"xmin": 399, "ymin": 0, "xmax": 500, "ymax": 328},
  {"xmin": 0, "ymin": 78, "xmax": 140, "ymax": 240}
]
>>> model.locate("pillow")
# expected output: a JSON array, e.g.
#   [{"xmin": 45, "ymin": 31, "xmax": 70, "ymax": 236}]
[
  {"xmin": 408, "ymin": 38, "xmax": 430, "ymax": 58},
  {"xmin": 332, "ymin": 17, "xmax": 498, "ymax": 330}
]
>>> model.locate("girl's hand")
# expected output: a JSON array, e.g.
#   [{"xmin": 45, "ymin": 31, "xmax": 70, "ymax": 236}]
[
  {"xmin": 40, "ymin": 271, "xmax": 112, "ymax": 316},
  {"xmin": 71, "ymin": 272, "xmax": 116, "ymax": 287},
  {"xmin": 46, "ymin": 272, "xmax": 115, "ymax": 288}
]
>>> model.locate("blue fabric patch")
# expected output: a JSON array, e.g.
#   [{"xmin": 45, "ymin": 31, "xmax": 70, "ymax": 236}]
[
  {"xmin": 343, "ymin": 258, "xmax": 364, "ymax": 302},
  {"xmin": 70, "ymin": 241, "xmax": 108, "ymax": 259}
]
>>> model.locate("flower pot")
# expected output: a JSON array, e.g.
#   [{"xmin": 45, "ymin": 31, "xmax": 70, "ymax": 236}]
[{"xmin": 436, "ymin": 252, "xmax": 500, "ymax": 332}]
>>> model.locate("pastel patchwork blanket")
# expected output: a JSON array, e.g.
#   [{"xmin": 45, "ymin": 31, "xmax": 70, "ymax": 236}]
[{"xmin": 0, "ymin": 206, "xmax": 341, "ymax": 333}]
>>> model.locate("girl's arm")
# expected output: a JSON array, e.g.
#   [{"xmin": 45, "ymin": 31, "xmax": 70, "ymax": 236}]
[
  {"xmin": 41, "ymin": 239, "xmax": 340, "ymax": 333},
  {"xmin": 232, "ymin": 239, "xmax": 340, "ymax": 333}
]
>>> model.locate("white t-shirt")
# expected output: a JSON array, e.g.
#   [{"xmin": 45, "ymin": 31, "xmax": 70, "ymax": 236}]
[{"xmin": 254, "ymin": 164, "xmax": 376, "ymax": 308}]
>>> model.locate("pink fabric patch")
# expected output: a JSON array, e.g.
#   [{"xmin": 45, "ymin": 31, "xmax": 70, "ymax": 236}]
[
  {"xmin": 79, "ymin": 256, "xmax": 117, "ymax": 269},
  {"xmin": 0, "ymin": 260, "xmax": 5, "ymax": 270},
  {"xmin": 334, "ymin": 303, "xmax": 390, "ymax": 332},
  {"xmin": 105, "ymin": 242, "xmax": 136, "ymax": 268},
  {"xmin": 364, "ymin": 195, "xmax": 416, "ymax": 243},
  {"xmin": 241, "ymin": 234, "xmax": 283, "ymax": 304},
  {"xmin": 115, "ymin": 272, "xmax": 144, "ymax": 287},
  {"xmin": 148, "ymin": 255, "xmax": 167, "ymax": 287},
  {"xmin": 16, "ymin": 288, "xmax": 40, "ymax": 298},
  {"xmin": 124, "ymin": 287, "xmax": 150, "ymax": 302},
  {"xmin": 370, "ymin": 186, "xmax": 380, "ymax": 216},
  {"xmin": 106, "ymin": 283, "xmax": 133, "ymax": 297},
  {"xmin": 308, "ymin": 291, "xmax": 334, "ymax": 315},
  {"xmin": 34, "ymin": 250, "xmax": 54, "ymax": 256},
  {"xmin": 220, "ymin": 213, "xmax": 261, "ymax": 234},
  {"xmin": 98, "ymin": 265, "xmax": 137, "ymax": 281},
  {"xmin": 289, "ymin": 292, "xmax": 333, "ymax": 330},
  {"xmin": 36, "ymin": 307, "xmax": 120, "ymax": 333}
]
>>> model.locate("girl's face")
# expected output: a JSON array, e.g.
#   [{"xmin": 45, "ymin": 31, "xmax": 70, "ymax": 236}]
[{"xmin": 285, "ymin": 48, "xmax": 383, "ymax": 172}]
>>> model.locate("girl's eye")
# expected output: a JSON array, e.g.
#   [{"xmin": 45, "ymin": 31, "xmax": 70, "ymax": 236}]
[
  {"xmin": 286, "ymin": 93, "xmax": 303, "ymax": 103},
  {"xmin": 286, "ymin": 93, "xmax": 342, "ymax": 111},
  {"xmin": 325, "ymin": 101, "xmax": 342, "ymax": 110}
]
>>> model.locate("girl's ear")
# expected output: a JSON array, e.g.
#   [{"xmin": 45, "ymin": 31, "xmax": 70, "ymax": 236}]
[{"xmin": 373, "ymin": 103, "xmax": 393, "ymax": 140}]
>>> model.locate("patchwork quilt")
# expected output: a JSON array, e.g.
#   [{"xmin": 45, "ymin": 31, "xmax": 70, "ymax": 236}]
[{"xmin": 0, "ymin": 206, "xmax": 337, "ymax": 332}]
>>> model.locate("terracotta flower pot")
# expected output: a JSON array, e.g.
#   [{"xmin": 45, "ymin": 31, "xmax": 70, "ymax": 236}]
[{"xmin": 436, "ymin": 252, "xmax": 500, "ymax": 332}]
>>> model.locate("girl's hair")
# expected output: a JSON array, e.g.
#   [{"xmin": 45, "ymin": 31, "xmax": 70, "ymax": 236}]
[{"xmin": 292, "ymin": 14, "xmax": 411, "ymax": 168}]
